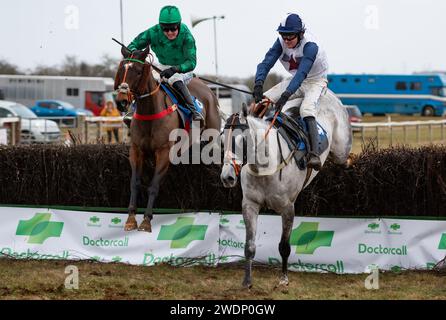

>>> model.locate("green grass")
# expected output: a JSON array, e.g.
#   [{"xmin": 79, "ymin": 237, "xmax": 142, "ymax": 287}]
[
  {"xmin": 1, "ymin": 259, "xmax": 446, "ymax": 300},
  {"xmin": 351, "ymin": 115, "xmax": 446, "ymax": 153}
]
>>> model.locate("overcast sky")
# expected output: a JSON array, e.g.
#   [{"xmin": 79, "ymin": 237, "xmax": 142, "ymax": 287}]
[{"xmin": 1, "ymin": 0, "xmax": 446, "ymax": 78}]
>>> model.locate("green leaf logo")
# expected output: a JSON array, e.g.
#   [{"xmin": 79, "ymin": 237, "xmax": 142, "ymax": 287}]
[
  {"xmin": 390, "ymin": 223, "xmax": 400, "ymax": 231},
  {"xmin": 111, "ymin": 217, "xmax": 121, "ymax": 225},
  {"xmin": 157, "ymin": 217, "xmax": 208, "ymax": 248},
  {"xmin": 16, "ymin": 213, "xmax": 64, "ymax": 244},
  {"xmin": 290, "ymin": 222, "xmax": 334, "ymax": 254},
  {"xmin": 439, "ymin": 234, "xmax": 446, "ymax": 250},
  {"xmin": 90, "ymin": 216, "xmax": 100, "ymax": 224},
  {"xmin": 368, "ymin": 223, "xmax": 379, "ymax": 230}
]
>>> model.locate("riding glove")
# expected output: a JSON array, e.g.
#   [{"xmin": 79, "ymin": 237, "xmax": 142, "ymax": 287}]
[
  {"xmin": 121, "ymin": 47, "xmax": 132, "ymax": 57},
  {"xmin": 274, "ymin": 91, "xmax": 292, "ymax": 113},
  {"xmin": 253, "ymin": 81, "xmax": 264, "ymax": 103},
  {"xmin": 160, "ymin": 66, "xmax": 179, "ymax": 79}
]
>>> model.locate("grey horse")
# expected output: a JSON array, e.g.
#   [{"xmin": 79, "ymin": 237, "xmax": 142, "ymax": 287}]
[{"xmin": 220, "ymin": 91, "xmax": 352, "ymax": 288}]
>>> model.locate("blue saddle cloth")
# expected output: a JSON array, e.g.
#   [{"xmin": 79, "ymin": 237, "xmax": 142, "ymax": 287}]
[
  {"xmin": 160, "ymin": 83, "xmax": 204, "ymax": 129},
  {"xmin": 265, "ymin": 109, "xmax": 329, "ymax": 169}
]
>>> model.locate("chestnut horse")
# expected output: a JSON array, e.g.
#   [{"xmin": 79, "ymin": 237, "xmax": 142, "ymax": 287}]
[{"xmin": 114, "ymin": 47, "xmax": 221, "ymax": 232}]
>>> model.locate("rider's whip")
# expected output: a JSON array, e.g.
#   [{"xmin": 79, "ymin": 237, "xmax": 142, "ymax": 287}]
[{"xmin": 112, "ymin": 37, "xmax": 254, "ymax": 96}]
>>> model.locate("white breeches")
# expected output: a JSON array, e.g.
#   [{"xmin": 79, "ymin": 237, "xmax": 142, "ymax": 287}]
[{"xmin": 264, "ymin": 77, "xmax": 328, "ymax": 118}]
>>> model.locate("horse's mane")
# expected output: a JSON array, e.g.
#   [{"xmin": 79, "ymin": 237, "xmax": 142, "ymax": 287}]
[{"xmin": 246, "ymin": 116, "xmax": 269, "ymax": 133}]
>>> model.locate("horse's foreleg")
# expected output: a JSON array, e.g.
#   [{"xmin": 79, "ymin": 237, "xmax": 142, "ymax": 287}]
[
  {"xmin": 138, "ymin": 147, "xmax": 170, "ymax": 232},
  {"xmin": 278, "ymin": 205, "xmax": 294, "ymax": 286},
  {"xmin": 242, "ymin": 201, "xmax": 260, "ymax": 289},
  {"xmin": 125, "ymin": 145, "xmax": 143, "ymax": 231}
]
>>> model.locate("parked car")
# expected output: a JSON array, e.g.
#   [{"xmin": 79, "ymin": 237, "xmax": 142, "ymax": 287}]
[
  {"xmin": 345, "ymin": 105, "xmax": 363, "ymax": 132},
  {"xmin": 0, "ymin": 100, "xmax": 61, "ymax": 143},
  {"xmin": 30, "ymin": 100, "xmax": 94, "ymax": 117}
]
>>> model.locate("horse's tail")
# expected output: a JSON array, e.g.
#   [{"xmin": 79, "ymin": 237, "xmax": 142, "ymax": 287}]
[{"xmin": 326, "ymin": 90, "xmax": 353, "ymax": 165}]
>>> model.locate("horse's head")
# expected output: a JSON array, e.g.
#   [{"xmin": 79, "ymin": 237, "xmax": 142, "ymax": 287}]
[
  {"xmin": 220, "ymin": 103, "xmax": 250, "ymax": 188},
  {"xmin": 114, "ymin": 46, "xmax": 152, "ymax": 112}
]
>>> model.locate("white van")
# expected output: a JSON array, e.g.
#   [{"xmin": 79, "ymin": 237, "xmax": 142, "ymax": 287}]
[{"xmin": 0, "ymin": 100, "xmax": 61, "ymax": 143}]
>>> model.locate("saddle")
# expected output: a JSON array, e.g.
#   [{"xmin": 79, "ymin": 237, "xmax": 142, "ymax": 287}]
[
  {"xmin": 160, "ymin": 83, "xmax": 204, "ymax": 131},
  {"xmin": 264, "ymin": 106, "xmax": 328, "ymax": 170}
]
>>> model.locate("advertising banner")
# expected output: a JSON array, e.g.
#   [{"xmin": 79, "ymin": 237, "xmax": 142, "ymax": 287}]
[
  {"xmin": 218, "ymin": 215, "xmax": 446, "ymax": 273},
  {"xmin": 0, "ymin": 207, "xmax": 219, "ymax": 267},
  {"xmin": 1, "ymin": 207, "xmax": 445, "ymax": 273}
]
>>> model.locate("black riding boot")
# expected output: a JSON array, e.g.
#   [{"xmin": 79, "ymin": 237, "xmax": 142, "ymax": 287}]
[
  {"xmin": 172, "ymin": 81, "xmax": 204, "ymax": 122},
  {"xmin": 304, "ymin": 116, "xmax": 322, "ymax": 171}
]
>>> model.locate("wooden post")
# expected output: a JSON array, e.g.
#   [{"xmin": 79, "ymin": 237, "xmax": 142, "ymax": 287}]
[
  {"xmin": 84, "ymin": 120, "xmax": 89, "ymax": 144},
  {"xmin": 442, "ymin": 123, "xmax": 445, "ymax": 141},
  {"xmin": 429, "ymin": 124, "xmax": 433, "ymax": 143},
  {"xmin": 375, "ymin": 126, "xmax": 379, "ymax": 149},
  {"xmin": 97, "ymin": 121, "xmax": 102, "ymax": 140},
  {"xmin": 416, "ymin": 125, "xmax": 420, "ymax": 144},
  {"xmin": 390, "ymin": 125, "xmax": 393, "ymax": 147},
  {"xmin": 403, "ymin": 125, "xmax": 407, "ymax": 144},
  {"xmin": 361, "ymin": 126, "xmax": 365, "ymax": 146}
]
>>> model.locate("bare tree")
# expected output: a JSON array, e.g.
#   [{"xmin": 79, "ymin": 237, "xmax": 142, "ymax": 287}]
[{"xmin": 0, "ymin": 60, "xmax": 20, "ymax": 74}]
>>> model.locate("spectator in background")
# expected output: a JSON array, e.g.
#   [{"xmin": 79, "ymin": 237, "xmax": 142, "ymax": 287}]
[{"xmin": 100, "ymin": 101, "xmax": 121, "ymax": 143}]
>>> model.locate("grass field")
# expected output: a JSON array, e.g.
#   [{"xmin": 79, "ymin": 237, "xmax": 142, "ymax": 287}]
[
  {"xmin": 351, "ymin": 115, "xmax": 446, "ymax": 153},
  {"xmin": 1, "ymin": 259, "xmax": 446, "ymax": 300},
  {"xmin": 58, "ymin": 114, "xmax": 446, "ymax": 154}
]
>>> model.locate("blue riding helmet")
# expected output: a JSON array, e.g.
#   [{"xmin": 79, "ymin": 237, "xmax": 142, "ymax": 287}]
[{"xmin": 277, "ymin": 13, "xmax": 304, "ymax": 33}]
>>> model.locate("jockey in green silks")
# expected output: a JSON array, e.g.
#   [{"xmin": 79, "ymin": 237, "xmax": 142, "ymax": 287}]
[{"xmin": 125, "ymin": 5, "xmax": 204, "ymax": 124}]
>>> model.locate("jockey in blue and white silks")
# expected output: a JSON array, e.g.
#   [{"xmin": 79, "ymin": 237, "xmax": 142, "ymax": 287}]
[{"xmin": 253, "ymin": 13, "xmax": 328, "ymax": 170}]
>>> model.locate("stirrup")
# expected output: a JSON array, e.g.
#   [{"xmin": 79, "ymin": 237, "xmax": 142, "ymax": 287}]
[
  {"xmin": 191, "ymin": 110, "xmax": 204, "ymax": 121},
  {"xmin": 307, "ymin": 153, "xmax": 321, "ymax": 170},
  {"xmin": 123, "ymin": 112, "xmax": 133, "ymax": 128}
]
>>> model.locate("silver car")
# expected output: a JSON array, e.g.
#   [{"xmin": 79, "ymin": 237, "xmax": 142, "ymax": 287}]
[{"xmin": 0, "ymin": 100, "xmax": 61, "ymax": 143}]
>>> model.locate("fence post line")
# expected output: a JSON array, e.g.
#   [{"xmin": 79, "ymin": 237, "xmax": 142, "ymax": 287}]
[
  {"xmin": 429, "ymin": 124, "xmax": 433, "ymax": 143},
  {"xmin": 375, "ymin": 126, "xmax": 379, "ymax": 149},
  {"xmin": 390, "ymin": 125, "xmax": 393, "ymax": 147},
  {"xmin": 403, "ymin": 125, "xmax": 407, "ymax": 144},
  {"xmin": 84, "ymin": 120, "xmax": 89, "ymax": 144},
  {"xmin": 442, "ymin": 123, "xmax": 444, "ymax": 141},
  {"xmin": 97, "ymin": 121, "xmax": 102, "ymax": 140},
  {"xmin": 361, "ymin": 126, "xmax": 365, "ymax": 146},
  {"xmin": 416, "ymin": 125, "xmax": 420, "ymax": 144},
  {"xmin": 11, "ymin": 121, "xmax": 16, "ymax": 145}
]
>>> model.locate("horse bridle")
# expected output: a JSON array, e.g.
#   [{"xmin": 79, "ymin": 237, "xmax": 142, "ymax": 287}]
[
  {"xmin": 117, "ymin": 54, "xmax": 161, "ymax": 104},
  {"xmin": 223, "ymin": 113, "xmax": 249, "ymax": 177}
]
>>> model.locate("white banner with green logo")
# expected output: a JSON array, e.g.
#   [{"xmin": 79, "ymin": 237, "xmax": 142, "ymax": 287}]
[
  {"xmin": 1, "ymin": 207, "xmax": 445, "ymax": 273},
  {"xmin": 218, "ymin": 215, "xmax": 446, "ymax": 273},
  {"xmin": 0, "ymin": 207, "xmax": 219, "ymax": 266}
]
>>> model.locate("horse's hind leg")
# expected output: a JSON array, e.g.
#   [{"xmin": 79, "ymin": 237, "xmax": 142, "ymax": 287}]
[
  {"xmin": 278, "ymin": 205, "xmax": 294, "ymax": 286},
  {"xmin": 138, "ymin": 147, "xmax": 171, "ymax": 232},
  {"xmin": 242, "ymin": 200, "xmax": 260, "ymax": 289},
  {"xmin": 125, "ymin": 145, "xmax": 143, "ymax": 231}
]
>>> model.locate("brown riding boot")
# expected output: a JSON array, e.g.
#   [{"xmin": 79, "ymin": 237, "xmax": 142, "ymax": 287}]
[{"xmin": 304, "ymin": 116, "xmax": 322, "ymax": 171}]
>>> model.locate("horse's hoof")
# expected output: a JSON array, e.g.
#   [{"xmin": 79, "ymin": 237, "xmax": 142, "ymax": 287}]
[
  {"xmin": 138, "ymin": 219, "xmax": 152, "ymax": 233},
  {"xmin": 242, "ymin": 281, "xmax": 252, "ymax": 289},
  {"xmin": 278, "ymin": 277, "xmax": 289, "ymax": 287},
  {"xmin": 124, "ymin": 216, "xmax": 138, "ymax": 231}
]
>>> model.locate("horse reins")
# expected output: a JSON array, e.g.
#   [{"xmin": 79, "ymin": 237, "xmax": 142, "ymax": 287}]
[
  {"xmin": 224, "ymin": 114, "xmax": 244, "ymax": 177},
  {"xmin": 225, "ymin": 113, "xmax": 313, "ymax": 184},
  {"xmin": 118, "ymin": 55, "xmax": 178, "ymax": 121}
]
